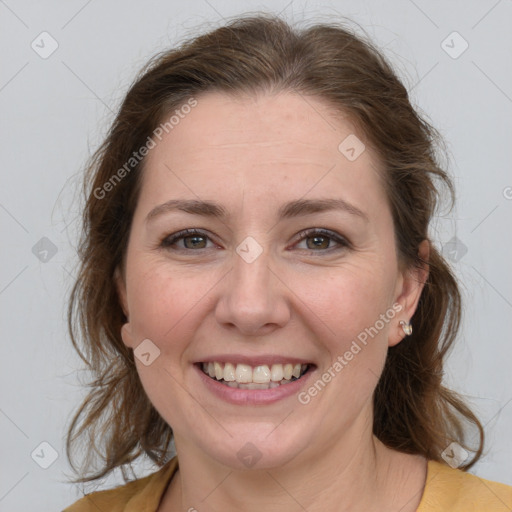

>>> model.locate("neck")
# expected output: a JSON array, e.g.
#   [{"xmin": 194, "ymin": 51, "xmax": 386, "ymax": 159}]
[{"xmin": 161, "ymin": 415, "xmax": 426, "ymax": 512}]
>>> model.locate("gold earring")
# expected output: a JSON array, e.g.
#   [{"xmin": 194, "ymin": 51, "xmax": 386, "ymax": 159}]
[{"xmin": 399, "ymin": 320, "xmax": 412, "ymax": 336}]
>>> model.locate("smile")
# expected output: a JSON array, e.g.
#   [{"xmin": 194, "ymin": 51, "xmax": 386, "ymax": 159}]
[{"xmin": 200, "ymin": 361, "xmax": 311, "ymax": 390}]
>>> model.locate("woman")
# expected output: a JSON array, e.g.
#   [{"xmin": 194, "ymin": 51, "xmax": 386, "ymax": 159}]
[{"xmin": 64, "ymin": 13, "xmax": 512, "ymax": 511}]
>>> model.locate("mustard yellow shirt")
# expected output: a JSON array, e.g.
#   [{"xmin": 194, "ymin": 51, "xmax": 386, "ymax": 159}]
[{"xmin": 63, "ymin": 457, "xmax": 512, "ymax": 511}]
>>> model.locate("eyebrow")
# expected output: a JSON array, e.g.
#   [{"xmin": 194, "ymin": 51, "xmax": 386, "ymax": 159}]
[{"xmin": 145, "ymin": 197, "xmax": 368, "ymax": 223}]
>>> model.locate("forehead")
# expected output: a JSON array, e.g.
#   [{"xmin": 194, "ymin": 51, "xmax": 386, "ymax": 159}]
[
  {"xmin": 149, "ymin": 91, "xmax": 368, "ymax": 163},
  {"xmin": 138, "ymin": 91, "xmax": 386, "ymax": 215}
]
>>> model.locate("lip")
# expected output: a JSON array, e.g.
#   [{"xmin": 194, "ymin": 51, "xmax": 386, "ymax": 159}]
[
  {"xmin": 194, "ymin": 362, "xmax": 316, "ymax": 405},
  {"xmin": 195, "ymin": 354, "xmax": 314, "ymax": 367}
]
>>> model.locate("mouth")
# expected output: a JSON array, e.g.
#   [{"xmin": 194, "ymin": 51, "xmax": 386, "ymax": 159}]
[{"xmin": 197, "ymin": 361, "xmax": 313, "ymax": 390}]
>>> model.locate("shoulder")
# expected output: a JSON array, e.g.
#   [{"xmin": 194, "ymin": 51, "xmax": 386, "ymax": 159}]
[
  {"xmin": 418, "ymin": 459, "xmax": 512, "ymax": 511},
  {"xmin": 62, "ymin": 457, "xmax": 178, "ymax": 512}
]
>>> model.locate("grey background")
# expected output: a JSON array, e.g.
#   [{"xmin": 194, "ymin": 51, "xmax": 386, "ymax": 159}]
[{"xmin": 1, "ymin": 0, "xmax": 511, "ymax": 509}]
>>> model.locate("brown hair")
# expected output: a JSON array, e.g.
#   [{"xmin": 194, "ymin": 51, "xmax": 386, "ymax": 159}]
[{"xmin": 67, "ymin": 13, "xmax": 484, "ymax": 482}]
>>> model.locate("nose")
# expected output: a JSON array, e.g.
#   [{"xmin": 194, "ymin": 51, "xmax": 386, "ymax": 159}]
[{"xmin": 214, "ymin": 245, "xmax": 291, "ymax": 336}]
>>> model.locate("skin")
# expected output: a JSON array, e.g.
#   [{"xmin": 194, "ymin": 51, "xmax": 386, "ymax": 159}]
[{"xmin": 116, "ymin": 91, "xmax": 430, "ymax": 511}]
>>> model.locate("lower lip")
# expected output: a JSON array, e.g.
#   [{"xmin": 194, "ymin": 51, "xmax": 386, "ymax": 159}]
[{"xmin": 194, "ymin": 364, "xmax": 315, "ymax": 405}]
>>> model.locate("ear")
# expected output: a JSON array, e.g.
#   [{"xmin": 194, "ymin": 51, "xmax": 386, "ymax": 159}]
[
  {"xmin": 114, "ymin": 266, "xmax": 135, "ymax": 349},
  {"xmin": 388, "ymin": 239, "xmax": 430, "ymax": 347}
]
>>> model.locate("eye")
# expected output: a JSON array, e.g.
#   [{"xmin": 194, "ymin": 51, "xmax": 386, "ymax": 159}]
[
  {"xmin": 159, "ymin": 228, "xmax": 350, "ymax": 253},
  {"xmin": 293, "ymin": 228, "xmax": 350, "ymax": 252},
  {"xmin": 160, "ymin": 229, "xmax": 217, "ymax": 250}
]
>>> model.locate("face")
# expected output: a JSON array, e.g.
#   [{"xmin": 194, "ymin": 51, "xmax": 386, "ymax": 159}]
[{"xmin": 116, "ymin": 91, "xmax": 426, "ymax": 470}]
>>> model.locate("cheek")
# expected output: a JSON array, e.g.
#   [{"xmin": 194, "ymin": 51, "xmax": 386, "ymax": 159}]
[
  {"xmin": 306, "ymin": 260, "xmax": 396, "ymax": 340},
  {"xmin": 125, "ymin": 257, "xmax": 224, "ymax": 362},
  {"xmin": 302, "ymin": 266, "xmax": 396, "ymax": 421},
  {"xmin": 127, "ymin": 257, "xmax": 194, "ymax": 334},
  {"xmin": 125, "ymin": 263, "xmax": 205, "ymax": 425},
  {"xmin": 302, "ymin": 263, "xmax": 397, "ymax": 411}
]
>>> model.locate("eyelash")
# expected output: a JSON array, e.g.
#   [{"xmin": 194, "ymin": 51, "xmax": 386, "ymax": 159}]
[{"xmin": 160, "ymin": 228, "xmax": 350, "ymax": 253}]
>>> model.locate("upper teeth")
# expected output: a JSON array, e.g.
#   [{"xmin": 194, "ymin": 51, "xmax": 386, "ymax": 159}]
[{"xmin": 202, "ymin": 362, "xmax": 307, "ymax": 384}]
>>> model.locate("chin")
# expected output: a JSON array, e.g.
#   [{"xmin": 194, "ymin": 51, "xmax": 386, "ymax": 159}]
[{"xmin": 191, "ymin": 422, "xmax": 314, "ymax": 471}]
